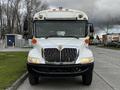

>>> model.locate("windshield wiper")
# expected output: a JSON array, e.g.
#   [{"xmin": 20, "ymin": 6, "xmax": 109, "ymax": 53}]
[
  {"xmin": 45, "ymin": 35, "xmax": 79, "ymax": 39},
  {"xmin": 64, "ymin": 36, "xmax": 79, "ymax": 39},
  {"xmin": 45, "ymin": 35, "xmax": 59, "ymax": 39}
]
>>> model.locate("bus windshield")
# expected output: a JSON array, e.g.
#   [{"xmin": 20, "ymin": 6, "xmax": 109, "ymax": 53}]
[{"xmin": 34, "ymin": 20, "xmax": 87, "ymax": 38}]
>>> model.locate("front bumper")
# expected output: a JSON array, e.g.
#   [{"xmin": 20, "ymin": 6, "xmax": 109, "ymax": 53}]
[{"xmin": 27, "ymin": 63, "xmax": 94, "ymax": 77}]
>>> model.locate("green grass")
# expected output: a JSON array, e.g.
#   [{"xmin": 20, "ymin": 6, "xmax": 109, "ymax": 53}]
[{"xmin": 0, "ymin": 52, "xmax": 28, "ymax": 90}]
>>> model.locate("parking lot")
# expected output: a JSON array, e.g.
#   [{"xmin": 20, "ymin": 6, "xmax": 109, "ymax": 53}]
[{"xmin": 17, "ymin": 46, "xmax": 120, "ymax": 90}]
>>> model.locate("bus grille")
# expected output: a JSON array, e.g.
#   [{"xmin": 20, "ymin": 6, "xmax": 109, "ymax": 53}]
[{"xmin": 43, "ymin": 48, "xmax": 78, "ymax": 63}]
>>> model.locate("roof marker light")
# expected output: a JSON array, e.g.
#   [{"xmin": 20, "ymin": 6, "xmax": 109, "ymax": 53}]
[
  {"xmin": 39, "ymin": 15, "xmax": 43, "ymax": 19},
  {"xmin": 53, "ymin": 9, "xmax": 56, "ymax": 11},
  {"xmin": 59, "ymin": 7, "xmax": 63, "ymax": 10},
  {"xmin": 78, "ymin": 14, "xmax": 83, "ymax": 18},
  {"xmin": 65, "ymin": 9, "xmax": 69, "ymax": 11},
  {"xmin": 83, "ymin": 17, "xmax": 87, "ymax": 20},
  {"xmin": 34, "ymin": 17, "xmax": 38, "ymax": 20}
]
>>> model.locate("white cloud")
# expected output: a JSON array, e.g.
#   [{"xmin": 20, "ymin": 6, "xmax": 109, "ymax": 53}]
[
  {"xmin": 45, "ymin": 0, "xmax": 120, "ymax": 23},
  {"xmin": 94, "ymin": 0, "xmax": 120, "ymax": 20}
]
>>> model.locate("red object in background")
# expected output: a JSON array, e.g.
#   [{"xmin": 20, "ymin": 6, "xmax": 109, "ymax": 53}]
[
  {"xmin": 85, "ymin": 39, "xmax": 90, "ymax": 44},
  {"xmin": 32, "ymin": 38, "xmax": 37, "ymax": 44}
]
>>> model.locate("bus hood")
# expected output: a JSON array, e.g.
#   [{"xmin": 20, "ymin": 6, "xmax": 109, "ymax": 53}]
[{"xmin": 35, "ymin": 38, "xmax": 87, "ymax": 49}]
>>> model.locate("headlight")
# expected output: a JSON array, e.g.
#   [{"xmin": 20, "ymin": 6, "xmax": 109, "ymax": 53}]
[
  {"xmin": 78, "ymin": 57, "xmax": 94, "ymax": 64},
  {"xmin": 27, "ymin": 56, "xmax": 40, "ymax": 64}
]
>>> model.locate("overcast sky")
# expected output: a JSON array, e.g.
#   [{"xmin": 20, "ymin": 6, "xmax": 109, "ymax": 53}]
[
  {"xmin": 44, "ymin": 0, "xmax": 120, "ymax": 24},
  {"xmin": 43, "ymin": 0, "xmax": 120, "ymax": 34}
]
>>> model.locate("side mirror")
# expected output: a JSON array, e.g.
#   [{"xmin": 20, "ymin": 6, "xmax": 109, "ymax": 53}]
[{"xmin": 88, "ymin": 23, "xmax": 94, "ymax": 33}]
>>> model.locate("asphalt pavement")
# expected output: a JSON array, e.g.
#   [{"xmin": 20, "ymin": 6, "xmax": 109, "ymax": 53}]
[{"xmin": 17, "ymin": 46, "xmax": 120, "ymax": 90}]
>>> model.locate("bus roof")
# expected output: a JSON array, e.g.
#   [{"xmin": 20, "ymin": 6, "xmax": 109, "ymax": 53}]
[{"xmin": 33, "ymin": 8, "xmax": 88, "ymax": 21}]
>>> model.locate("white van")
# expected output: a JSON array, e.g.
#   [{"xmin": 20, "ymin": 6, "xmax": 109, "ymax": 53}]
[{"xmin": 27, "ymin": 8, "xmax": 94, "ymax": 85}]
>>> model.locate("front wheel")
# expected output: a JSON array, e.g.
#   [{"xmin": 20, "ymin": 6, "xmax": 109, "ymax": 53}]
[
  {"xmin": 82, "ymin": 70, "xmax": 93, "ymax": 85},
  {"xmin": 28, "ymin": 73, "xmax": 39, "ymax": 85}
]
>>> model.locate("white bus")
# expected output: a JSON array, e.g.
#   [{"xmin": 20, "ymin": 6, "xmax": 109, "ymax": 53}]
[{"xmin": 27, "ymin": 7, "xmax": 94, "ymax": 85}]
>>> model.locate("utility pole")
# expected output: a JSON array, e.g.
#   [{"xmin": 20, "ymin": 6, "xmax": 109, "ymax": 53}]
[
  {"xmin": 0, "ymin": 1, "xmax": 2, "ymax": 39},
  {"xmin": 106, "ymin": 24, "xmax": 109, "ymax": 34}
]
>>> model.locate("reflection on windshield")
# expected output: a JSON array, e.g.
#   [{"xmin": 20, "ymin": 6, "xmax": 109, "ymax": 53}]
[{"xmin": 35, "ymin": 20, "xmax": 86, "ymax": 38}]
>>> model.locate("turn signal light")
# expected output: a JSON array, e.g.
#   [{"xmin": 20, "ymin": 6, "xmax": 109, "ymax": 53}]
[{"xmin": 32, "ymin": 38, "xmax": 37, "ymax": 44}]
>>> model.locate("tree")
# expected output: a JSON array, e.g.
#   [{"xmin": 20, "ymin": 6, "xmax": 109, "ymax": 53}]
[
  {"xmin": 24, "ymin": 0, "xmax": 48, "ymax": 39},
  {"xmin": 0, "ymin": 1, "xmax": 3, "ymax": 38},
  {"xmin": 2, "ymin": 0, "xmax": 22, "ymax": 34},
  {"xmin": 0, "ymin": 0, "xmax": 48, "ymax": 38}
]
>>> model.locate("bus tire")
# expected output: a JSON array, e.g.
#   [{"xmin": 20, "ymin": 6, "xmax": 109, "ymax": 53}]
[
  {"xmin": 82, "ymin": 70, "xmax": 93, "ymax": 85},
  {"xmin": 28, "ymin": 73, "xmax": 39, "ymax": 85}
]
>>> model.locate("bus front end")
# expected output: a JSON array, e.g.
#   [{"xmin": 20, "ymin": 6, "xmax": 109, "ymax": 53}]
[{"xmin": 27, "ymin": 8, "xmax": 94, "ymax": 85}]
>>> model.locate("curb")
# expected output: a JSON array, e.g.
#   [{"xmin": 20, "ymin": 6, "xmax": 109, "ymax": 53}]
[{"xmin": 6, "ymin": 72, "xmax": 28, "ymax": 90}]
